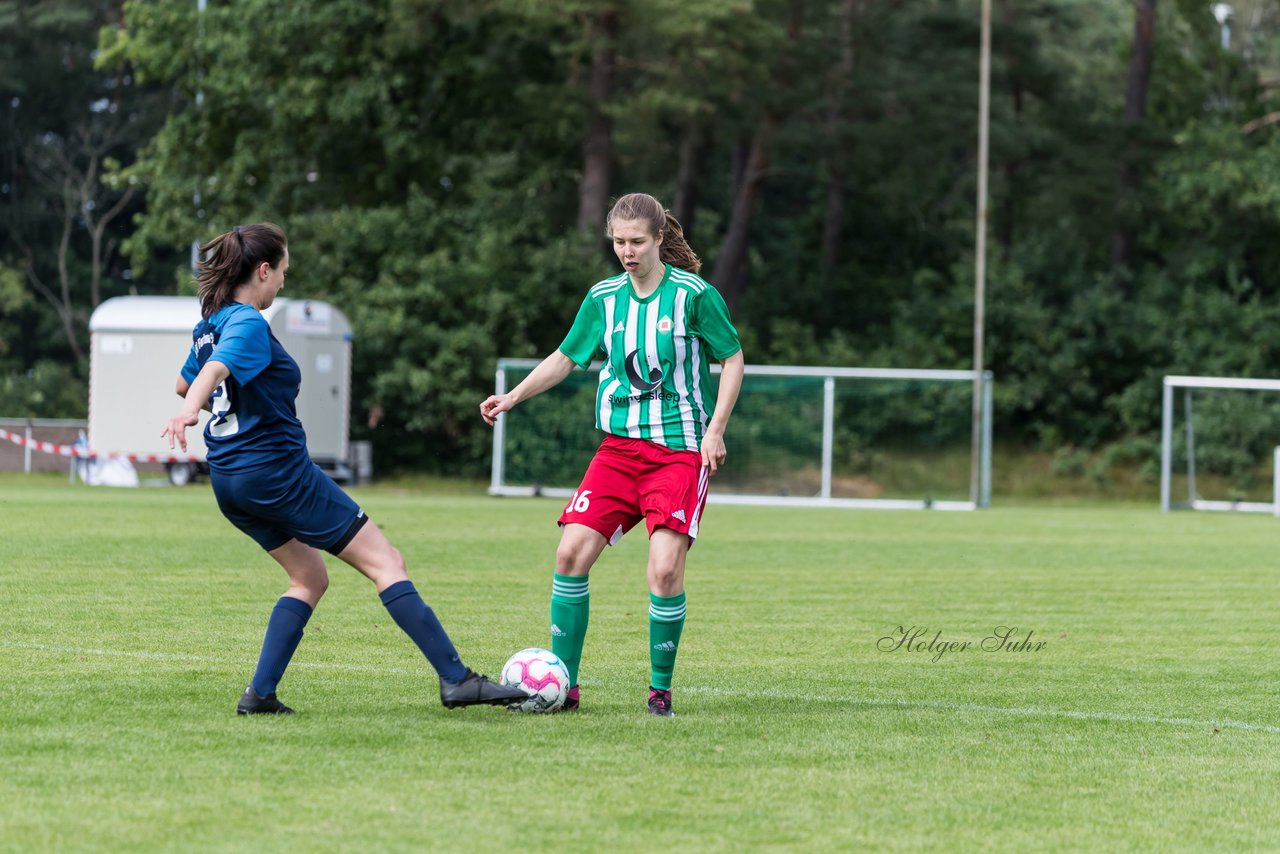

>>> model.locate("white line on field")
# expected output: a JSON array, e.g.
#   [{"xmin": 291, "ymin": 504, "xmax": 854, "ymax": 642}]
[
  {"xmin": 5, "ymin": 640, "xmax": 1277, "ymax": 735},
  {"xmin": 679, "ymin": 686, "xmax": 1280, "ymax": 734},
  {"xmin": 0, "ymin": 640, "xmax": 415, "ymax": 674}
]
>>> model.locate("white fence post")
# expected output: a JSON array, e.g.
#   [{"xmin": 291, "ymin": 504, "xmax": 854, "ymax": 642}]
[
  {"xmin": 489, "ymin": 366, "xmax": 508, "ymax": 496},
  {"xmin": 1273, "ymin": 446, "xmax": 1279, "ymax": 518},
  {"xmin": 820, "ymin": 376, "xmax": 834, "ymax": 500}
]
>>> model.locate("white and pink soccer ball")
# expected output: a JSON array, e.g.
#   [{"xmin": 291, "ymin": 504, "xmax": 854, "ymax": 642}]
[{"xmin": 501, "ymin": 647, "xmax": 570, "ymax": 713}]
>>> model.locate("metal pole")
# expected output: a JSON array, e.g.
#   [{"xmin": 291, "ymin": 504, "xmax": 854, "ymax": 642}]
[
  {"xmin": 1184, "ymin": 391, "xmax": 1196, "ymax": 505},
  {"xmin": 820, "ymin": 376, "xmax": 835, "ymax": 499},
  {"xmin": 490, "ymin": 366, "xmax": 508, "ymax": 495},
  {"xmin": 24, "ymin": 418, "xmax": 32, "ymax": 474},
  {"xmin": 1160, "ymin": 379, "xmax": 1172, "ymax": 511},
  {"xmin": 70, "ymin": 430, "xmax": 82, "ymax": 484},
  {"xmin": 1273, "ymin": 446, "xmax": 1279, "ymax": 517},
  {"xmin": 980, "ymin": 371, "xmax": 993, "ymax": 508},
  {"xmin": 191, "ymin": 0, "xmax": 206, "ymax": 273},
  {"xmin": 969, "ymin": 0, "xmax": 991, "ymax": 506}
]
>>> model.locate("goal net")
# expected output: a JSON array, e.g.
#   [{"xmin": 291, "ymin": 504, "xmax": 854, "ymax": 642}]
[
  {"xmin": 489, "ymin": 360, "xmax": 993, "ymax": 510},
  {"xmin": 1161, "ymin": 375, "xmax": 1280, "ymax": 513}
]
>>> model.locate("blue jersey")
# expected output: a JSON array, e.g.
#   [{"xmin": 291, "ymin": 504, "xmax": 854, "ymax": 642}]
[{"xmin": 181, "ymin": 303, "xmax": 307, "ymax": 474}]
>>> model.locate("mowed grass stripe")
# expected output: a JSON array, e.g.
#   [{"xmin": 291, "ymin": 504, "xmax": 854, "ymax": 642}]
[{"xmin": 5, "ymin": 641, "xmax": 1279, "ymax": 736}]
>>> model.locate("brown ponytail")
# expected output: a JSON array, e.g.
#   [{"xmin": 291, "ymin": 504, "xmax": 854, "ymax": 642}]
[
  {"xmin": 606, "ymin": 193, "xmax": 702, "ymax": 274},
  {"xmin": 658, "ymin": 210, "xmax": 701, "ymax": 274},
  {"xmin": 196, "ymin": 222, "xmax": 287, "ymax": 318}
]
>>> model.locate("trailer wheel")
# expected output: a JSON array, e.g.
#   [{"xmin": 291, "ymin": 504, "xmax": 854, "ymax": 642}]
[{"xmin": 167, "ymin": 462, "xmax": 197, "ymax": 486}]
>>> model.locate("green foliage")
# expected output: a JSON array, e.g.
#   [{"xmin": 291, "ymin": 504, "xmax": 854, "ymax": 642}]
[
  {"xmin": 498, "ymin": 370, "xmax": 601, "ymax": 486},
  {"xmin": 0, "ymin": 261, "xmax": 31, "ymax": 359},
  {"xmin": 110, "ymin": 0, "xmax": 600, "ymax": 468},
  {"xmin": 0, "ymin": 359, "xmax": 87, "ymax": 417},
  {"xmin": 284, "ymin": 174, "xmax": 605, "ymax": 472},
  {"xmin": 9, "ymin": 0, "xmax": 1280, "ymax": 486},
  {"xmin": 0, "ymin": 0, "xmax": 168, "ymax": 413}
]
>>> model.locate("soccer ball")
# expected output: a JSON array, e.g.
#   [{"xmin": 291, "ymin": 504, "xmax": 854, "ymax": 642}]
[{"xmin": 501, "ymin": 647, "xmax": 570, "ymax": 713}]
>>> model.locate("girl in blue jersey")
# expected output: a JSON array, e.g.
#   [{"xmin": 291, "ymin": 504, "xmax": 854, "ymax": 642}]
[{"xmin": 163, "ymin": 223, "xmax": 525, "ymax": 715}]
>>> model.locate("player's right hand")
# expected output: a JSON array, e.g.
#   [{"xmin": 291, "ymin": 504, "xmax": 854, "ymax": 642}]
[
  {"xmin": 479, "ymin": 394, "xmax": 514, "ymax": 427},
  {"xmin": 161, "ymin": 410, "xmax": 199, "ymax": 451}
]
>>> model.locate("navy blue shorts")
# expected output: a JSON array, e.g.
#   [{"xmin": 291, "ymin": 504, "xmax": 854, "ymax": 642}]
[{"xmin": 211, "ymin": 455, "xmax": 367, "ymax": 554}]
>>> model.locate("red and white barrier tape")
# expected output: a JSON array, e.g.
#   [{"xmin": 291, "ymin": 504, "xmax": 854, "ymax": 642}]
[{"xmin": 0, "ymin": 428, "xmax": 201, "ymax": 463}]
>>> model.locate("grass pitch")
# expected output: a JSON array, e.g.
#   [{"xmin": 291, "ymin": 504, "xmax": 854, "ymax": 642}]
[{"xmin": 2, "ymin": 474, "xmax": 1279, "ymax": 852}]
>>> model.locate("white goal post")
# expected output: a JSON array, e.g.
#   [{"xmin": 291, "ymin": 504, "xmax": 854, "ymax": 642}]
[
  {"xmin": 1160, "ymin": 375, "xmax": 1280, "ymax": 513},
  {"xmin": 489, "ymin": 359, "xmax": 993, "ymax": 511}
]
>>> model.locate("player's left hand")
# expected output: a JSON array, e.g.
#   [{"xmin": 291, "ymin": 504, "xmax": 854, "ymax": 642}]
[{"xmin": 700, "ymin": 430, "xmax": 727, "ymax": 475}]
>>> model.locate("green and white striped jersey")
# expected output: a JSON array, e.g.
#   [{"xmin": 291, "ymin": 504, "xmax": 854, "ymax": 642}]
[{"xmin": 558, "ymin": 264, "xmax": 741, "ymax": 450}]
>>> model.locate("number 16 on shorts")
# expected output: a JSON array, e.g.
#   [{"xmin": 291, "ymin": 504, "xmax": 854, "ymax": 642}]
[{"xmin": 565, "ymin": 490, "xmax": 592, "ymax": 514}]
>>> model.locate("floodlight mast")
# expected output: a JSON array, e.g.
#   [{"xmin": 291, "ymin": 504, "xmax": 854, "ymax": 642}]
[
  {"xmin": 970, "ymin": 0, "xmax": 992, "ymax": 507},
  {"xmin": 1213, "ymin": 4, "xmax": 1233, "ymax": 50},
  {"xmin": 191, "ymin": 0, "xmax": 207, "ymax": 274}
]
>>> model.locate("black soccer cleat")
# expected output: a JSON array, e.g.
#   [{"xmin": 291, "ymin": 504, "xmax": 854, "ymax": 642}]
[
  {"xmin": 647, "ymin": 687, "xmax": 675, "ymax": 717},
  {"xmin": 237, "ymin": 686, "xmax": 294, "ymax": 715},
  {"xmin": 559, "ymin": 685, "xmax": 580, "ymax": 712},
  {"xmin": 439, "ymin": 669, "xmax": 530, "ymax": 709}
]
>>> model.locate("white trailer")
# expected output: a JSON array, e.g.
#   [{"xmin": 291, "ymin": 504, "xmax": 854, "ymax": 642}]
[{"xmin": 88, "ymin": 296, "xmax": 354, "ymax": 484}]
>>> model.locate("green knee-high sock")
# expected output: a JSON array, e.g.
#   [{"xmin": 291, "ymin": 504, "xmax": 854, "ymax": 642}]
[
  {"xmin": 550, "ymin": 573, "xmax": 589, "ymax": 687},
  {"xmin": 649, "ymin": 591, "xmax": 686, "ymax": 691}
]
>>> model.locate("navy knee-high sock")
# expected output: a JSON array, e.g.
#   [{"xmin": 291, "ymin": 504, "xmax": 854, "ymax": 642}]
[
  {"xmin": 250, "ymin": 596, "xmax": 313, "ymax": 697},
  {"xmin": 379, "ymin": 580, "xmax": 468, "ymax": 683}
]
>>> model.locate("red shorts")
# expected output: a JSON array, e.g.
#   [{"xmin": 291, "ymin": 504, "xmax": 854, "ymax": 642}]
[{"xmin": 558, "ymin": 434, "xmax": 710, "ymax": 546}]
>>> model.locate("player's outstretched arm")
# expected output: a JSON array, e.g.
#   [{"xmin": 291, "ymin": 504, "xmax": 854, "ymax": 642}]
[
  {"xmin": 480, "ymin": 350, "xmax": 576, "ymax": 426},
  {"xmin": 174, "ymin": 376, "xmax": 215, "ymax": 412},
  {"xmin": 162, "ymin": 360, "xmax": 230, "ymax": 451}
]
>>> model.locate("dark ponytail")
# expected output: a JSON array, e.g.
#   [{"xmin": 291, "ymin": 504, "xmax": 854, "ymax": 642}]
[{"xmin": 196, "ymin": 222, "xmax": 287, "ymax": 318}]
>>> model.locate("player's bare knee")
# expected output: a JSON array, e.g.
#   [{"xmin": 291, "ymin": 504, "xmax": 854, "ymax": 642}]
[
  {"xmin": 554, "ymin": 541, "xmax": 593, "ymax": 576},
  {"xmin": 647, "ymin": 562, "xmax": 681, "ymax": 592},
  {"xmin": 371, "ymin": 544, "xmax": 408, "ymax": 586},
  {"xmin": 289, "ymin": 575, "xmax": 327, "ymax": 605}
]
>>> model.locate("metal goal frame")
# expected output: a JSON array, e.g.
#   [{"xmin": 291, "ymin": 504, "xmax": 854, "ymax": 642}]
[
  {"xmin": 490, "ymin": 360, "xmax": 993, "ymax": 511},
  {"xmin": 1160, "ymin": 374, "xmax": 1280, "ymax": 513}
]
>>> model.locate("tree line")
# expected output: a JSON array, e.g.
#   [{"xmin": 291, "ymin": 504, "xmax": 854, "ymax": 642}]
[{"xmin": 4, "ymin": 0, "xmax": 1280, "ymax": 477}]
